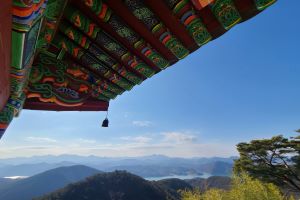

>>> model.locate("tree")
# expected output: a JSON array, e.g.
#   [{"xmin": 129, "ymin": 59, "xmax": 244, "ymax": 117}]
[
  {"xmin": 291, "ymin": 130, "xmax": 300, "ymax": 176},
  {"xmin": 180, "ymin": 173, "xmax": 294, "ymax": 200},
  {"xmin": 234, "ymin": 131, "xmax": 300, "ymax": 192}
]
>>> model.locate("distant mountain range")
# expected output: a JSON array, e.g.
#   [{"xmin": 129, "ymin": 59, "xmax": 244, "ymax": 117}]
[
  {"xmin": 0, "ymin": 154, "xmax": 235, "ymax": 178},
  {"xmin": 0, "ymin": 162, "xmax": 75, "ymax": 177},
  {"xmin": 0, "ymin": 178, "xmax": 17, "ymax": 189},
  {"xmin": 0, "ymin": 154, "xmax": 237, "ymax": 165},
  {"xmin": 0, "ymin": 165, "xmax": 231, "ymax": 200}
]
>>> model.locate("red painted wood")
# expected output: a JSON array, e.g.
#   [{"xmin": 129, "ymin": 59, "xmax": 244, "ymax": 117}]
[
  {"xmin": 24, "ymin": 98, "xmax": 109, "ymax": 111},
  {"xmin": 0, "ymin": 1, "xmax": 12, "ymax": 111},
  {"xmin": 72, "ymin": 0, "xmax": 163, "ymax": 73},
  {"xmin": 197, "ymin": 6, "xmax": 226, "ymax": 39},
  {"xmin": 104, "ymin": 0, "xmax": 178, "ymax": 63},
  {"xmin": 47, "ymin": 44, "xmax": 124, "ymax": 95},
  {"xmin": 196, "ymin": 0, "xmax": 260, "ymax": 40},
  {"xmin": 144, "ymin": 0, "xmax": 198, "ymax": 52},
  {"xmin": 234, "ymin": 0, "xmax": 260, "ymax": 21},
  {"xmin": 191, "ymin": 0, "xmax": 215, "ymax": 10},
  {"xmin": 62, "ymin": 19, "xmax": 147, "ymax": 80}
]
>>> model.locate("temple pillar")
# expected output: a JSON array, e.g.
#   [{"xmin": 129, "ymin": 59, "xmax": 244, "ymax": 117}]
[{"xmin": 0, "ymin": 1, "xmax": 12, "ymax": 111}]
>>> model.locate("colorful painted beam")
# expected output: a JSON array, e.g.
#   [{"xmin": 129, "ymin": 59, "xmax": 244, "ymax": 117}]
[
  {"xmin": 0, "ymin": 0, "xmax": 277, "ymax": 139},
  {"xmin": 103, "ymin": 0, "xmax": 178, "ymax": 63},
  {"xmin": 191, "ymin": 0, "xmax": 215, "ymax": 10},
  {"xmin": 59, "ymin": 21, "xmax": 144, "ymax": 85},
  {"xmin": 79, "ymin": 0, "xmax": 171, "ymax": 69},
  {"xmin": 24, "ymin": 98, "xmax": 109, "ymax": 111},
  {"xmin": 27, "ymin": 52, "xmax": 113, "ymax": 106},
  {"xmin": 162, "ymin": 0, "xmax": 212, "ymax": 47},
  {"xmin": 0, "ymin": 0, "xmax": 48, "ymax": 139},
  {"xmin": 124, "ymin": 0, "xmax": 190, "ymax": 59}
]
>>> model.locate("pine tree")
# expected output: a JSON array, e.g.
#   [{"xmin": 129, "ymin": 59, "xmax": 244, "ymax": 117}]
[{"xmin": 234, "ymin": 131, "xmax": 300, "ymax": 192}]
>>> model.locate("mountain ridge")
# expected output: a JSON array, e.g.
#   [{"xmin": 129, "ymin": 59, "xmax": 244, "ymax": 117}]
[
  {"xmin": 0, "ymin": 165, "xmax": 101, "ymax": 200},
  {"xmin": 0, "ymin": 165, "xmax": 232, "ymax": 200},
  {"xmin": 34, "ymin": 170, "xmax": 180, "ymax": 200}
]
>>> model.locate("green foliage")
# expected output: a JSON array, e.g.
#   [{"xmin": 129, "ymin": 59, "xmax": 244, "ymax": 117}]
[
  {"xmin": 229, "ymin": 173, "xmax": 288, "ymax": 200},
  {"xmin": 234, "ymin": 132, "xmax": 300, "ymax": 192},
  {"xmin": 181, "ymin": 189, "xmax": 204, "ymax": 200},
  {"xmin": 180, "ymin": 173, "xmax": 295, "ymax": 200},
  {"xmin": 201, "ymin": 189, "xmax": 225, "ymax": 200},
  {"xmin": 35, "ymin": 171, "xmax": 180, "ymax": 200}
]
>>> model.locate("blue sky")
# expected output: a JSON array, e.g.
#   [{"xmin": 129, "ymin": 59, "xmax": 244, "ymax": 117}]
[{"xmin": 0, "ymin": 1, "xmax": 299, "ymax": 158}]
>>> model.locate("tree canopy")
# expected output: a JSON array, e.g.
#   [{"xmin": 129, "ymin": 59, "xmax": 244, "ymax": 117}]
[
  {"xmin": 234, "ymin": 131, "xmax": 300, "ymax": 192},
  {"xmin": 180, "ymin": 173, "xmax": 295, "ymax": 200}
]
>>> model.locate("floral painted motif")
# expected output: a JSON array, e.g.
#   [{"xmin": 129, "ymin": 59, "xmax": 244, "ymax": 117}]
[
  {"xmin": 65, "ymin": 7, "xmax": 156, "ymax": 77},
  {"xmin": 165, "ymin": 0, "xmax": 212, "ymax": 46},
  {"xmin": 53, "ymin": 34, "xmax": 135, "ymax": 91},
  {"xmin": 255, "ymin": 0, "xmax": 276, "ymax": 10},
  {"xmin": 80, "ymin": 1, "xmax": 169, "ymax": 69},
  {"xmin": 211, "ymin": 0, "xmax": 241, "ymax": 30},
  {"xmin": 124, "ymin": 0, "xmax": 189, "ymax": 59},
  {"xmin": 27, "ymin": 53, "xmax": 116, "ymax": 106}
]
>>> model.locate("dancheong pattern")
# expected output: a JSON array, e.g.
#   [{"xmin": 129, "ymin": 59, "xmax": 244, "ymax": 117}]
[
  {"xmin": 59, "ymin": 22, "xmax": 143, "ymax": 85},
  {"xmin": 53, "ymin": 33, "xmax": 134, "ymax": 92},
  {"xmin": 165, "ymin": 0, "xmax": 212, "ymax": 46},
  {"xmin": 0, "ymin": 0, "xmax": 47, "ymax": 139},
  {"xmin": 124, "ymin": 0, "xmax": 190, "ymax": 59},
  {"xmin": 64, "ymin": 7, "xmax": 156, "ymax": 78},
  {"xmin": 81, "ymin": 0, "xmax": 170, "ymax": 69},
  {"xmin": 255, "ymin": 0, "xmax": 276, "ymax": 10},
  {"xmin": 0, "ymin": 0, "xmax": 276, "ymax": 138},
  {"xmin": 28, "ymin": 53, "xmax": 113, "ymax": 106},
  {"xmin": 211, "ymin": 0, "xmax": 241, "ymax": 30}
]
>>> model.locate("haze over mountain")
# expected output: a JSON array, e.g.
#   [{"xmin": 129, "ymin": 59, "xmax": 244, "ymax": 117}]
[
  {"xmin": 0, "ymin": 154, "xmax": 235, "ymax": 178},
  {"xmin": 0, "ymin": 162, "xmax": 75, "ymax": 177},
  {"xmin": 0, "ymin": 165, "xmax": 232, "ymax": 200},
  {"xmin": 0, "ymin": 154, "xmax": 234, "ymax": 199},
  {"xmin": 33, "ymin": 170, "xmax": 231, "ymax": 200},
  {"xmin": 0, "ymin": 178, "xmax": 17, "ymax": 189}
]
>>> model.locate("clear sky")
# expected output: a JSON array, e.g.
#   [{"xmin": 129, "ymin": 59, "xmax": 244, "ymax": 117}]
[{"xmin": 0, "ymin": 1, "xmax": 299, "ymax": 158}]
